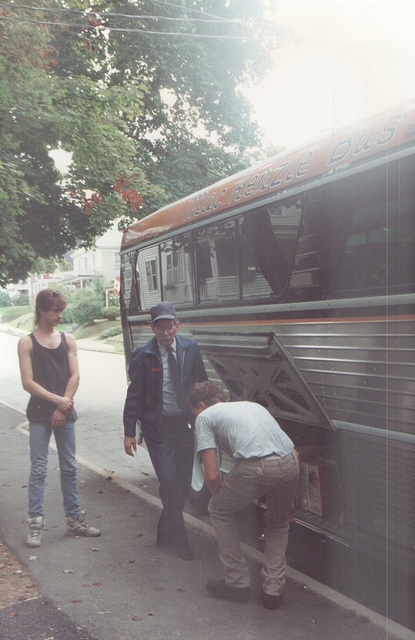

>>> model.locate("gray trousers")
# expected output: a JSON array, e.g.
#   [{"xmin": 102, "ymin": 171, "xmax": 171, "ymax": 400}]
[{"xmin": 208, "ymin": 451, "xmax": 299, "ymax": 595}]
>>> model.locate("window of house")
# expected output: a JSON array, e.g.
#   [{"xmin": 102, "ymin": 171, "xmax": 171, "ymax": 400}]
[
  {"xmin": 239, "ymin": 199, "xmax": 302, "ymax": 301},
  {"xmin": 195, "ymin": 220, "xmax": 238, "ymax": 303},
  {"xmin": 146, "ymin": 259, "xmax": 158, "ymax": 292},
  {"xmin": 134, "ymin": 245, "xmax": 161, "ymax": 309},
  {"xmin": 166, "ymin": 251, "xmax": 179, "ymax": 287},
  {"xmin": 160, "ymin": 235, "xmax": 193, "ymax": 306},
  {"xmin": 120, "ymin": 252, "xmax": 132, "ymax": 312}
]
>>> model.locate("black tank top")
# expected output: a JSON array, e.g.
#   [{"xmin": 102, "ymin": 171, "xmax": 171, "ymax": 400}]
[{"xmin": 26, "ymin": 332, "xmax": 77, "ymax": 423}]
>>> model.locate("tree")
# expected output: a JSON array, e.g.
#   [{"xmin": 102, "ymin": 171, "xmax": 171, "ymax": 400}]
[
  {"xmin": 0, "ymin": 1, "xmax": 148, "ymax": 286},
  {"xmin": 100, "ymin": 0, "xmax": 277, "ymax": 211},
  {"xmin": 0, "ymin": 1, "xmax": 280, "ymax": 286},
  {"xmin": 65, "ymin": 286, "xmax": 104, "ymax": 325},
  {"xmin": 0, "ymin": 291, "xmax": 12, "ymax": 308},
  {"xmin": 71, "ymin": 297, "xmax": 103, "ymax": 326}
]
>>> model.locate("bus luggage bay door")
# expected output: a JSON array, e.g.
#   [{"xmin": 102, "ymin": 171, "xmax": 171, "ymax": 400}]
[{"xmin": 193, "ymin": 330, "xmax": 334, "ymax": 430}]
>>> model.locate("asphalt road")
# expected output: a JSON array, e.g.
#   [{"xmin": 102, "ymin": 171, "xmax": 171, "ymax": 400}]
[
  {"xmin": 0, "ymin": 330, "xmax": 412, "ymax": 640},
  {"xmin": 0, "ymin": 330, "xmax": 157, "ymax": 487}
]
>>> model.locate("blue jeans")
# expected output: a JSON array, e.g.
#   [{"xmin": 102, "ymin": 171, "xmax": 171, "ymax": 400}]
[{"xmin": 28, "ymin": 421, "xmax": 80, "ymax": 519}]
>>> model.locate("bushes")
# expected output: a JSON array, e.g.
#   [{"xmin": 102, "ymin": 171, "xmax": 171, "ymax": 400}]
[
  {"xmin": 0, "ymin": 292, "xmax": 12, "ymax": 307},
  {"xmin": 68, "ymin": 300, "xmax": 119, "ymax": 326},
  {"xmin": 14, "ymin": 293, "xmax": 30, "ymax": 306},
  {"xmin": 70, "ymin": 298, "xmax": 103, "ymax": 326},
  {"xmin": 102, "ymin": 305, "xmax": 119, "ymax": 321},
  {"xmin": 0, "ymin": 278, "xmax": 119, "ymax": 329},
  {"xmin": 99, "ymin": 325, "xmax": 122, "ymax": 340},
  {"xmin": 65, "ymin": 284, "xmax": 107, "ymax": 326},
  {"xmin": 56, "ymin": 279, "xmax": 119, "ymax": 326}
]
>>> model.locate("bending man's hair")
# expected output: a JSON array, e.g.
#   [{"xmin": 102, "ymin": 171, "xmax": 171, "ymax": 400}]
[{"xmin": 188, "ymin": 381, "xmax": 227, "ymax": 410}]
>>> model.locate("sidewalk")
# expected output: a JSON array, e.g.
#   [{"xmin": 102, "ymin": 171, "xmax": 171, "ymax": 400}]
[
  {"xmin": 0, "ymin": 404, "xmax": 412, "ymax": 640},
  {"xmin": 0, "ymin": 323, "xmax": 122, "ymax": 354}
]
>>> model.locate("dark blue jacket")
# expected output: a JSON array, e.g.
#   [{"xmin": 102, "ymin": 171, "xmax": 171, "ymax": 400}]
[{"xmin": 123, "ymin": 334, "xmax": 207, "ymax": 438}]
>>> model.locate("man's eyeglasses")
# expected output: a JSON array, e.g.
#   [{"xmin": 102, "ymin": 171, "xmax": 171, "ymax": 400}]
[{"xmin": 153, "ymin": 323, "xmax": 176, "ymax": 332}]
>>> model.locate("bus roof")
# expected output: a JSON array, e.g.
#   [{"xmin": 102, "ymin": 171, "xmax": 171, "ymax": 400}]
[{"xmin": 121, "ymin": 101, "xmax": 415, "ymax": 250}]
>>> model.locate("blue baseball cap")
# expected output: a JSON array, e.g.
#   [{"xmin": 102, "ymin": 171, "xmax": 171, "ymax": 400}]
[{"xmin": 150, "ymin": 301, "xmax": 177, "ymax": 323}]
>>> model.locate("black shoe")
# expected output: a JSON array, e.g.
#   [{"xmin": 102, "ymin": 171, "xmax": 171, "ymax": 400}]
[
  {"xmin": 206, "ymin": 579, "xmax": 251, "ymax": 603},
  {"xmin": 157, "ymin": 532, "xmax": 174, "ymax": 547},
  {"xmin": 261, "ymin": 590, "xmax": 280, "ymax": 610},
  {"xmin": 176, "ymin": 546, "xmax": 194, "ymax": 561}
]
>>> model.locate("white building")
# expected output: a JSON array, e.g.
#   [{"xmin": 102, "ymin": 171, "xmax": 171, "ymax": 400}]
[
  {"xmin": 70, "ymin": 224, "xmax": 122, "ymax": 286},
  {"xmin": 5, "ymin": 223, "xmax": 123, "ymax": 306}
]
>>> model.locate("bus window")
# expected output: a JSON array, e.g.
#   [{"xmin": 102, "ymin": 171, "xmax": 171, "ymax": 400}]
[
  {"xmin": 195, "ymin": 220, "xmax": 239, "ymax": 303},
  {"xmin": 240, "ymin": 199, "xmax": 302, "ymax": 300},
  {"xmin": 289, "ymin": 189, "xmax": 340, "ymax": 302},
  {"xmin": 136, "ymin": 244, "xmax": 162, "ymax": 310},
  {"xmin": 327, "ymin": 159, "xmax": 415, "ymax": 297},
  {"xmin": 120, "ymin": 251, "xmax": 132, "ymax": 312},
  {"xmin": 130, "ymin": 251, "xmax": 141, "ymax": 313},
  {"xmin": 289, "ymin": 170, "xmax": 394, "ymax": 301},
  {"xmin": 160, "ymin": 234, "xmax": 193, "ymax": 307},
  {"xmin": 120, "ymin": 250, "xmax": 141, "ymax": 314},
  {"xmin": 387, "ymin": 189, "xmax": 415, "ymax": 291},
  {"xmin": 338, "ymin": 205, "xmax": 390, "ymax": 294}
]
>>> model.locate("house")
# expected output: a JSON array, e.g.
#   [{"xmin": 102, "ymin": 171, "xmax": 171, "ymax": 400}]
[
  {"xmin": 6, "ymin": 223, "xmax": 123, "ymax": 306},
  {"xmin": 70, "ymin": 224, "xmax": 122, "ymax": 286}
]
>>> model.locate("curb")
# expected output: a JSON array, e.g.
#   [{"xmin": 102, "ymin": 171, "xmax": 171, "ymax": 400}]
[{"xmin": 7, "ymin": 408, "xmax": 413, "ymax": 640}]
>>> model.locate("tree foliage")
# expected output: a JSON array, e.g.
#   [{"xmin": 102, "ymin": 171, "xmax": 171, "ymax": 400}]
[
  {"xmin": 70, "ymin": 297, "xmax": 104, "ymax": 326},
  {"xmin": 101, "ymin": 0, "xmax": 277, "ymax": 207},
  {"xmin": 0, "ymin": 0, "xmax": 280, "ymax": 286},
  {"xmin": 0, "ymin": 1, "xmax": 149, "ymax": 286},
  {"xmin": 0, "ymin": 291, "xmax": 12, "ymax": 308},
  {"xmin": 64, "ymin": 285, "xmax": 104, "ymax": 325}
]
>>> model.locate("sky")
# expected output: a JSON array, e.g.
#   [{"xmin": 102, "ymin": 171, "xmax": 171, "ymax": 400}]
[
  {"xmin": 247, "ymin": 0, "xmax": 415, "ymax": 150},
  {"xmin": 51, "ymin": 0, "xmax": 415, "ymax": 167}
]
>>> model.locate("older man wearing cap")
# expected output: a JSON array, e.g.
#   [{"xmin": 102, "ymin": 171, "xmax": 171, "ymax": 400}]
[{"xmin": 123, "ymin": 302, "xmax": 207, "ymax": 560}]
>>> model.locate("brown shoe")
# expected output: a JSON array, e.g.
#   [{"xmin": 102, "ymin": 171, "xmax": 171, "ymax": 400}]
[
  {"xmin": 207, "ymin": 579, "xmax": 251, "ymax": 602},
  {"xmin": 261, "ymin": 590, "xmax": 280, "ymax": 610}
]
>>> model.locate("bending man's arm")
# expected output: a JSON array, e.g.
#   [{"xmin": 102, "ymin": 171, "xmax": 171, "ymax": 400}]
[{"xmin": 201, "ymin": 448, "xmax": 221, "ymax": 496}]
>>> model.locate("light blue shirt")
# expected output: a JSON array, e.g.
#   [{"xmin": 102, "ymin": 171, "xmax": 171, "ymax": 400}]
[
  {"xmin": 196, "ymin": 401, "xmax": 294, "ymax": 459},
  {"xmin": 158, "ymin": 339, "xmax": 182, "ymax": 415}
]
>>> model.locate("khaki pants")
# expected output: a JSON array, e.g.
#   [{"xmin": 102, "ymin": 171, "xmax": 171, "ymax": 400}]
[{"xmin": 208, "ymin": 451, "xmax": 299, "ymax": 595}]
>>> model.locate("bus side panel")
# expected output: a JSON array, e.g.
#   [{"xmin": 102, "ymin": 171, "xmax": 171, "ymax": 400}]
[
  {"xmin": 276, "ymin": 317, "xmax": 415, "ymax": 436},
  {"xmin": 342, "ymin": 430, "xmax": 415, "ymax": 569}
]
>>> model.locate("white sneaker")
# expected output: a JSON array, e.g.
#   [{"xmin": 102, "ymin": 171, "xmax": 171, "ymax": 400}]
[
  {"xmin": 66, "ymin": 510, "xmax": 101, "ymax": 537},
  {"xmin": 26, "ymin": 516, "xmax": 44, "ymax": 547}
]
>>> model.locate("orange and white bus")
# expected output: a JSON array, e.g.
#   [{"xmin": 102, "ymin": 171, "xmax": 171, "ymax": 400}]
[{"xmin": 120, "ymin": 102, "xmax": 415, "ymax": 605}]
